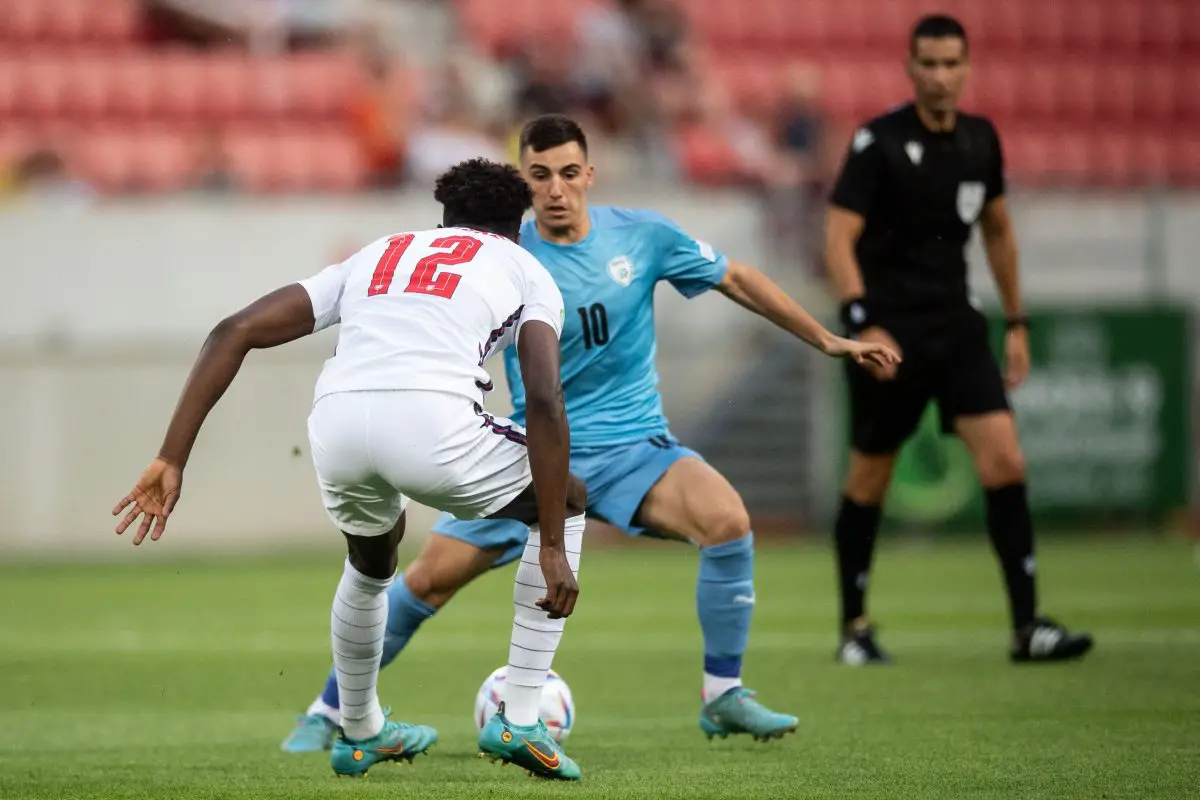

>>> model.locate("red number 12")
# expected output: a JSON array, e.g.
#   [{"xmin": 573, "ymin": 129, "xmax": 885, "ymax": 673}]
[{"xmin": 367, "ymin": 234, "xmax": 482, "ymax": 300}]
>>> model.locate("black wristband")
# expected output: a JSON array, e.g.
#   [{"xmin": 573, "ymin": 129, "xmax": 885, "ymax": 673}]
[
  {"xmin": 1005, "ymin": 315, "xmax": 1030, "ymax": 331},
  {"xmin": 839, "ymin": 299, "xmax": 870, "ymax": 335}
]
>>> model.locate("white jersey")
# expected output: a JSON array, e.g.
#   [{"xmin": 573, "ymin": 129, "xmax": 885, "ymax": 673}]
[{"xmin": 299, "ymin": 227, "xmax": 564, "ymax": 405}]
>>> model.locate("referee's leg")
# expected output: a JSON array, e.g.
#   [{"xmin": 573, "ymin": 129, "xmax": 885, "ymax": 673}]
[{"xmin": 954, "ymin": 410, "xmax": 1094, "ymax": 662}]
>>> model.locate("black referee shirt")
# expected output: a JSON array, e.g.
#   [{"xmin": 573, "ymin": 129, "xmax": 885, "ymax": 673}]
[{"xmin": 830, "ymin": 103, "xmax": 1005, "ymax": 313}]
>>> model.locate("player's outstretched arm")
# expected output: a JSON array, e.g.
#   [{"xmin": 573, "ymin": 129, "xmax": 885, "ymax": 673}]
[
  {"xmin": 515, "ymin": 320, "xmax": 578, "ymax": 620},
  {"xmin": 112, "ymin": 284, "xmax": 318, "ymax": 545},
  {"xmin": 715, "ymin": 258, "xmax": 899, "ymax": 369}
]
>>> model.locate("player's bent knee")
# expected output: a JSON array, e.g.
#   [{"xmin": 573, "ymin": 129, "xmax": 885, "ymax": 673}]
[
  {"xmin": 695, "ymin": 501, "xmax": 752, "ymax": 547},
  {"xmin": 401, "ymin": 561, "xmax": 463, "ymax": 608},
  {"xmin": 565, "ymin": 474, "xmax": 588, "ymax": 516}
]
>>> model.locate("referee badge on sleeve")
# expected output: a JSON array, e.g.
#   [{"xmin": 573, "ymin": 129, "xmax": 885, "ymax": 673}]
[{"xmin": 956, "ymin": 181, "xmax": 985, "ymax": 224}]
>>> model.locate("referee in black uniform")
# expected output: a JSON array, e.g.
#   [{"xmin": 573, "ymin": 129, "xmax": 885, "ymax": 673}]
[{"xmin": 825, "ymin": 14, "xmax": 1093, "ymax": 665}]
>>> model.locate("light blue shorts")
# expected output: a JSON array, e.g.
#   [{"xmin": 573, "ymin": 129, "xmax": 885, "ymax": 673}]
[{"xmin": 431, "ymin": 434, "xmax": 701, "ymax": 568}]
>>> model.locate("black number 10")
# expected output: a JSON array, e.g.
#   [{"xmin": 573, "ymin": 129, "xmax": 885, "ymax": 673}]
[{"xmin": 577, "ymin": 303, "xmax": 609, "ymax": 349}]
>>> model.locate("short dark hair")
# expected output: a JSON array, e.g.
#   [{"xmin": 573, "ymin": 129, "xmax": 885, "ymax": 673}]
[
  {"xmin": 910, "ymin": 14, "xmax": 968, "ymax": 57},
  {"xmin": 518, "ymin": 114, "xmax": 588, "ymax": 157},
  {"xmin": 433, "ymin": 158, "xmax": 533, "ymax": 235}
]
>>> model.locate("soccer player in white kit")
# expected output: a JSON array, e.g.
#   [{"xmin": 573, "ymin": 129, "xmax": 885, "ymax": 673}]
[{"xmin": 112, "ymin": 158, "xmax": 588, "ymax": 780}]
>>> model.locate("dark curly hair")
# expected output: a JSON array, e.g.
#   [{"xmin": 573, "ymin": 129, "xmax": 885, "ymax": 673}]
[
  {"xmin": 433, "ymin": 158, "xmax": 533, "ymax": 239},
  {"xmin": 518, "ymin": 114, "xmax": 588, "ymax": 156}
]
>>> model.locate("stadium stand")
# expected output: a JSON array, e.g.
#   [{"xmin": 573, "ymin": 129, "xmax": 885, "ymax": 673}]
[
  {"xmin": 457, "ymin": 0, "xmax": 1200, "ymax": 189},
  {"xmin": 0, "ymin": 0, "xmax": 1196, "ymax": 193}
]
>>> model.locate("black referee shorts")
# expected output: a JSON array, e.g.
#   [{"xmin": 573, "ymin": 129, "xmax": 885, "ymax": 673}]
[{"xmin": 846, "ymin": 307, "xmax": 1010, "ymax": 455}]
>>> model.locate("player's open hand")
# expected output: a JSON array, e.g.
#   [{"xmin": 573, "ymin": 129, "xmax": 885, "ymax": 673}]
[
  {"xmin": 536, "ymin": 546, "xmax": 579, "ymax": 620},
  {"xmin": 112, "ymin": 457, "xmax": 183, "ymax": 545},
  {"xmin": 826, "ymin": 328, "xmax": 902, "ymax": 379},
  {"xmin": 1004, "ymin": 327, "xmax": 1031, "ymax": 389}
]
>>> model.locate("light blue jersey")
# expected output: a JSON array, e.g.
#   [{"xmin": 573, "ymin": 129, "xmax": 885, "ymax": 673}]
[{"xmin": 504, "ymin": 206, "xmax": 729, "ymax": 447}]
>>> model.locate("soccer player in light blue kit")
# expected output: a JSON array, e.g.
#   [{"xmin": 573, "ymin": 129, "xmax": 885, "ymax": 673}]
[{"xmin": 283, "ymin": 115, "xmax": 898, "ymax": 758}]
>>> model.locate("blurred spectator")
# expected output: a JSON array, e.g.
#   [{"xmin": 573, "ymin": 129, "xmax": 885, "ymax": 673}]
[
  {"xmin": 772, "ymin": 64, "xmax": 833, "ymax": 274},
  {"xmin": 4, "ymin": 149, "xmax": 95, "ymax": 208},
  {"xmin": 191, "ymin": 131, "xmax": 239, "ymax": 194},
  {"xmin": 346, "ymin": 29, "xmax": 408, "ymax": 188},
  {"xmin": 513, "ymin": 39, "xmax": 579, "ymax": 121},
  {"xmin": 572, "ymin": 0, "xmax": 641, "ymax": 133},
  {"xmin": 694, "ymin": 84, "xmax": 775, "ymax": 186},
  {"xmin": 406, "ymin": 57, "xmax": 505, "ymax": 186}
]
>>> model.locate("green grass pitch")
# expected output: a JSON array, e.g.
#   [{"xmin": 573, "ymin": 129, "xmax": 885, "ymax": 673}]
[{"xmin": 2, "ymin": 535, "xmax": 1198, "ymax": 799}]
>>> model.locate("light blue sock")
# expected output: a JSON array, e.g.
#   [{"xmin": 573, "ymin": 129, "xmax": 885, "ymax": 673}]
[
  {"xmin": 697, "ymin": 533, "xmax": 755, "ymax": 685},
  {"xmin": 319, "ymin": 578, "xmax": 437, "ymax": 710}
]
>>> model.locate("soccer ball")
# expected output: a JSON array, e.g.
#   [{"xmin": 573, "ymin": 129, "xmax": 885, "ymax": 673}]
[{"xmin": 473, "ymin": 666, "xmax": 575, "ymax": 743}]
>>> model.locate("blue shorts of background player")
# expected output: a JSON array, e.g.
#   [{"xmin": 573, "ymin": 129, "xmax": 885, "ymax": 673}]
[{"xmin": 437, "ymin": 435, "xmax": 697, "ymax": 565}]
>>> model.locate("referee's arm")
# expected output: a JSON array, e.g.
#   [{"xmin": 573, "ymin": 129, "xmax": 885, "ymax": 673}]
[{"xmin": 978, "ymin": 124, "xmax": 1029, "ymax": 388}]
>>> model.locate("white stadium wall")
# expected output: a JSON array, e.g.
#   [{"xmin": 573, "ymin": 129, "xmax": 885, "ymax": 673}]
[{"xmin": 1, "ymin": 189, "xmax": 1197, "ymax": 555}]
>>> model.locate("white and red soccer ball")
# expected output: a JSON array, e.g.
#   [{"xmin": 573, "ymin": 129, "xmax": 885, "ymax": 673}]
[{"xmin": 473, "ymin": 666, "xmax": 575, "ymax": 743}]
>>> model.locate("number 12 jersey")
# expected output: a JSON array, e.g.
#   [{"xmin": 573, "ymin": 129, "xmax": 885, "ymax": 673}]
[{"xmin": 299, "ymin": 227, "xmax": 565, "ymax": 406}]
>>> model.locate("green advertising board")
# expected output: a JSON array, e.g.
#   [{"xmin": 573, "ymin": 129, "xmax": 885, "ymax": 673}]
[{"xmin": 869, "ymin": 306, "xmax": 1193, "ymax": 527}]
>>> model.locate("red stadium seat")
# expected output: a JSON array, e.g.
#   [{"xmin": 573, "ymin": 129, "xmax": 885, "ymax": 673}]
[
  {"xmin": 1100, "ymin": 0, "xmax": 1143, "ymax": 57},
  {"xmin": 109, "ymin": 54, "xmax": 158, "ymax": 119},
  {"xmin": 1138, "ymin": 62, "xmax": 1177, "ymax": 124},
  {"xmin": 154, "ymin": 52, "xmax": 208, "ymax": 122},
  {"xmin": 1061, "ymin": 0, "xmax": 1105, "ymax": 55},
  {"xmin": 289, "ymin": 51, "xmax": 360, "ymax": 118},
  {"xmin": 18, "ymin": 56, "xmax": 72, "ymax": 119},
  {"xmin": 1015, "ymin": 61, "xmax": 1059, "ymax": 122},
  {"xmin": 91, "ymin": 0, "xmax": 139, "ymax": 43},
  {"xmin": 1057, "ymin": 61, "xmax": 1098, "ymax": 123},
  {"xmin": 1169, "ymin": 134, "xmax": 1200, "ymax": 186},
  {"xmin": 0, "ymin": 57, "xmax": 19, "ymax": 118},
  {"xmin": 1182, "ymin": 1, "xmax": 1200, "ymax": 55},
  {"xmin": 0, "ymin": 125, "xmax": 35, "ymax": 165},
  {"xmin": 62, "ymin": 54, "xmax": 118, "ymax": 120},
  {"xmin": 273, "ymin": 132, "xmax": 317, "ymax": 191},
  {"xmin": 977, "ymin": 0, "xmax": 1024, "ymax": 52},
  {"xmin": 136, "ymin": 127, "xmax": 199, "ymax": 192},
  {"xmin": 1127, "ymin": 132, "xmax": 1172, "ymax": 186},
  {"xmin": 76, "ymin": 127, "xmax": 139, "ymax": 192},
  {"xmin": 203, "ymin": 53, "xmax": 253, "ymax": 120},
  {"xmin": 1089, "ymin": 132, "xmax": 1138, "ymax": 187},
  {"xmin": 675, "ymin": 124, "xmax": 741, "ymax": 186},
  {"xmin": 1, "ymin": 0, "xmax": 42, "ymax": 43},
  {"xmin": 1094, "ymin": 63, "xmax": 1137, "ymax": 123},
  {"xmin": 222, "ymin": 128, "xmax": 278, "ymax": 193},
  {"xmin": 1177, "ymin": 61, "xmax": 1200, "ymax": 123},
  {"xmin": 971, "ymin": 63, "xmax": 1019, "ymax": 121},
  {"xmin": 1024, "ymin": 0, "xmax": 1070, "ymax": 54},
  {"xmin": 1141, "ymin": 0, "xmax": 1184, "ymax": 56}
]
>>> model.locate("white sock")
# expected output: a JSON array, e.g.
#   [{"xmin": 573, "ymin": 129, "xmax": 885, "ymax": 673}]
[
  {"xmin": 330, "ymin": 558, "xmax": 394, "ymax": 741},
  {"xmin": 703, "ymin": 674, "xmax": 743, "ymax": 704},
  {"xmin": 503, "ymin": 514, "xmax": 584, "ymax": 727},
  {"xmin": 306, "ymin": 697, "xmax": 342, "ymax": 725}
]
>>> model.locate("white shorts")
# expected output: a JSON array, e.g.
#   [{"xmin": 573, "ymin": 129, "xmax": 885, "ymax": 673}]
[{"xmin": 307, "ymin": 390, "xmax": 532, "ymax": 537}]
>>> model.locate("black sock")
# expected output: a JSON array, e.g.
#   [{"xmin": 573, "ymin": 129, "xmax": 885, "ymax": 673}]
[
  {"xmin": 985, "ymin": 483, "xmax": 1038, "ymax": 630},
  {"xmin": 834, "ymin": 496, "xmax": 882, "ymax": 629}
]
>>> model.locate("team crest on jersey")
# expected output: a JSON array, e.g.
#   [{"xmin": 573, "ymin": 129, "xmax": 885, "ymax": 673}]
[
  {"xmin": 956, "ymin": 181, "xmax": 985, "ymax": 224},
  {"xmin": 607, "ymin": 255, "xmax": 635, "ymax": 287},
  {"xmin": 905, "ymin": 141, "xmax": 923, "ymax": 165}
]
